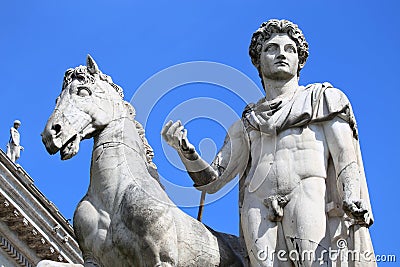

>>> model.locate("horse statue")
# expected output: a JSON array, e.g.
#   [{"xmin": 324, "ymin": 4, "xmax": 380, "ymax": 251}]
[{"xmin": 39, "ymin": 55, "xmax": 245, "ymax": 267}]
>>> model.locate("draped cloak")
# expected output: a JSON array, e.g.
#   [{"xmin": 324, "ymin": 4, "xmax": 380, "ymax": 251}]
[{"xmin": 240, "ymin": 83, "xmax": 376, "ymax": 266}]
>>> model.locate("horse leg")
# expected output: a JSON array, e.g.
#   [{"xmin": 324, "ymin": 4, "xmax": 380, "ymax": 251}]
[
  {"xmin": 119, "ymin": 184, "xmax": 179, "ymax": 266},
  {"xmin": 141, "ymin": 234, "xmax": 178, "ymax": 267}
]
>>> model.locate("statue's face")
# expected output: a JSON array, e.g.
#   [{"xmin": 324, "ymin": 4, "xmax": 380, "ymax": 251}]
[{"xmin": 259, "ymin": 33, "xmax": 299, "ymax": 81}]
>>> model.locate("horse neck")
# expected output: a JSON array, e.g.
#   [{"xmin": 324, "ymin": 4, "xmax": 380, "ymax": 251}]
[
  {"xmin": 93, "ymin": 115, "xmax": 136, "ymax": 148},
  {"xmin": 89, "ymin": 114, "xmax": 150, "ymax": 211}
]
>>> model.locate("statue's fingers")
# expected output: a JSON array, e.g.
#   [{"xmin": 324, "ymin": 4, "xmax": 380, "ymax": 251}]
[
  {"xmin": 180, "ymin": 129, "xmax": 189, "ymax": 150},
  {"xmin": 356, "ymin": 208, "xmax": 368, "ymax": 216},
  {"xmin": 166, "ymin": 121, "xmax": 181, "ymax": 137},
  {"xmin": 161, "ymin": 120, "xmax": 173, "ymax": 137},
  {"xmin": 353, "ymin": 204, "xmax": 368, "ymax": 217},
  {"xmin": 174, "ymin": 128, "xmax": 184, "ymax": 147},
  {"xmin": 353, "ymin": 200, "xmax": 368, "ymax": 215},
  {"xmin": 182, "ymin": 128, "xmax": 187, "ymax": 140},
  {"xmin": 174, "ymin": 125, "xmax": 184, "ymax": 138},
  {"xmin": 176, "ymin": 131, "xmax": 183, "ymax": 146},
  {"xmin": 355, "ymin": 199, "xmax": 366, "ymax": 210},
  {"xmin": 250, "ymin": 111, "xmax": 261, "ymax": 124},
  {"xmin": 345, "ymin": 201, "xmax": 367, "ymax": 218},
  {"xmin": 256, "ymin": 114, "xmax": 267, "ymax": 125},
  {"xmin": 259, "ymin": 112, "xmax": 272, "ymax": 121}
]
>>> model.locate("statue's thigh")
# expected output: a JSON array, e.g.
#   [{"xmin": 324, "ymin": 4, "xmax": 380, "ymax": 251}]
[
  {"xmin": 241, "ymin": 196, "xmax": 290, "ymax": 267},
  {"xmin": 282, "ymin": 179, "xmax": 329, "ymax": 264}
]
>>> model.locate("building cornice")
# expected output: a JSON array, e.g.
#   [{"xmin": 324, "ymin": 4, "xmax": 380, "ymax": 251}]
[
  {"xmin": 0, "ymin": 234, "xmax": 33, "ymax": 267},
  {"xmin": 0, "ymin": 149, "xmax": 83, "ymax": 265}
]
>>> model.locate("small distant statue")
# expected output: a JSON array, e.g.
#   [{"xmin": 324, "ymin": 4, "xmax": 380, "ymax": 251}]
[{"xmin": 6, "ymin": 120, "xmax": 24, "ymax": 162}]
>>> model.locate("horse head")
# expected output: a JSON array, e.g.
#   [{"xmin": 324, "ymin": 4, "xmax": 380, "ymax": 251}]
[{"xmin": 42, "ymin": 55, "xmax": 128, "ymax": 160}]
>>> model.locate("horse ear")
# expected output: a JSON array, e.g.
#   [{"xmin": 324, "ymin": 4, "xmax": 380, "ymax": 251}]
[{"xmin": 86, "ymin": 54, "xmax": 100, "ymax": 74}]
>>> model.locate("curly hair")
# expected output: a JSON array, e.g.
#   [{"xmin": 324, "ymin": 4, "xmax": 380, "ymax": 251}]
[{"xmin": 249, "ymin": 19, "xmax": 309, "ymax": 82}]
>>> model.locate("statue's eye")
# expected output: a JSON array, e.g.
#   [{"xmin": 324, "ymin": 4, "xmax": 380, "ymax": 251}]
[
  {"xmin": 285, "ymin": 45, "xmax": 296, "ymax": 53},
  {"xmin": 77, "ymin": 86, "xmax": 92, "ymax": 97},
  {"xmin": 264, "ymin": 44, "xmax": 277, "ymax": 53}
]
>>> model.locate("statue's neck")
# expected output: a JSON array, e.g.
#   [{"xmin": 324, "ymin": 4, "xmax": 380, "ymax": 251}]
[{"xmin": 263, "ymin": 75, "xmax": 299, "ymax": 101}]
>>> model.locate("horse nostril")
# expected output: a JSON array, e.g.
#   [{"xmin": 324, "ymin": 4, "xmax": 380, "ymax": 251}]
[{"xmin": 52, "ymin": 124, "xmax": 62, "ymax": 135}]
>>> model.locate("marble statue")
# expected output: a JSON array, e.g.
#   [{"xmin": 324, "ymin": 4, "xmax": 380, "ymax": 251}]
[
  {"xmin": 6, "ymin": 120, "xmax": 24, "ymax": 162},
  {"xmin": 162, "ymin": 19, "xmax": 376, "ymax": 266},
  {"xmin": 39, "ymin": 55, "xmax": 245, "ymax": 267}
]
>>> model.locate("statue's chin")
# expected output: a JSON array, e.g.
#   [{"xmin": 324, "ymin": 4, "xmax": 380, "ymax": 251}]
[{"xmin": 60, "ymin": 135, "xmax": 80, "ymax": 160}]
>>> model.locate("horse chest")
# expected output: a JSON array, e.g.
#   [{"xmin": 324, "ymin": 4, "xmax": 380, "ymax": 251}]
[
  {"xmin": 74, "ymin": 199, "xmax": 113, "ymax": 259},
  {"xmin": 74, "ymin": 198, "xmax": 137, "ymax": 266}
]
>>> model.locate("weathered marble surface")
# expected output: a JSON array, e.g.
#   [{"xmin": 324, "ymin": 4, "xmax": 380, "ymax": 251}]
[
  {"xmin": 39, "ymin": 55, "xmax": 245, "ymax": 266},
  {"xmin": 6, "ymin": 120, "xmax": 24, "ymax": 162},
  {"xmin": 37, "ymin": 261, "xmax": 83, "ymax": 267},
  {"xmin": 163, "ymin": 19, "xmax": 376, "ymax": 266}
]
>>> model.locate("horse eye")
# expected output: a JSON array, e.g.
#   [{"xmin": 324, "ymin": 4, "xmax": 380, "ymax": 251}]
[
  {"xmin": 77, "ymin": 75, "xmax": 86, "ymax": 83},
  {"xmin": 77, "ymin": 87, "xmax": 92, "ymax": 97}
]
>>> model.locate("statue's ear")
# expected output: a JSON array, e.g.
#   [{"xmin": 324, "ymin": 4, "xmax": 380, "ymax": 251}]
[{"xmin": 87, "ymin": 54, "xmax": 100, "ymax": 74}]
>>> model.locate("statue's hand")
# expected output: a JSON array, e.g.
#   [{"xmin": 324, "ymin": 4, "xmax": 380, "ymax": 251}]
[
  {"xmin": 161, "ymin": 120, "xmax": 195, "ymax": 153},
  {"xmin": 20, "ymin": 146, "xmax": 24, "ymax": 151},
  {"xmin": 343, "ymin": 198, "xmax": 369, "ymax": 223},
  {"xmin": 180, "ymin": 127, "xmax": 195, "ymax": 154}
]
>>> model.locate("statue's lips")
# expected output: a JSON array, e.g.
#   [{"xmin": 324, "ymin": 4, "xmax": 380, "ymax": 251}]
[{"xmin": 274, "ymin": 61, "xmax": 289, "ymax": 66}]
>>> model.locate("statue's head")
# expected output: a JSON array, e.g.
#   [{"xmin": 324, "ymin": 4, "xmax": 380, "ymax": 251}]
[
  {"xmin": 249, "ymin": 19, "xmax": 309, "ymax": 83},
  {"xmin": 13, "ymin": 120, "xmax": 21, "ymax": 129}
]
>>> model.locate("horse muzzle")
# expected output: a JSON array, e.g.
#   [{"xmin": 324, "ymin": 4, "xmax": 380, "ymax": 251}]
[
  {"xmin": 41, "ymin": 126, "xmax": 63, "ymax": 155},
  {"xmin": 42, "ymin": 112, "xmax": 79, "ymax": 157}
]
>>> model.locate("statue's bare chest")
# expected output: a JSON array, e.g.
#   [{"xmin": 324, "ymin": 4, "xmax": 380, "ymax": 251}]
[{"xmin": 246, "ymin": 124, "xmax": 329, "ymax": 196}]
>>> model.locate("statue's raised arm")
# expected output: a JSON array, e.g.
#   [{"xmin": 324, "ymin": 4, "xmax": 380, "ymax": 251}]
[{"xmin": 161, "ymin": 119, "xmax": 250, "ymax": 193}]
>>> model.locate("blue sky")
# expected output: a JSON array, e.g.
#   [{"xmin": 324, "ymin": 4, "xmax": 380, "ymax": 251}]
[{"xmin": 1, "ymin": 0, "xmax": 399, "ymax": 262}]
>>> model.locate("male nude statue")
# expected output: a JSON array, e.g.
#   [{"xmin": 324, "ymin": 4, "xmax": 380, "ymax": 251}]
[
  {"xmin": 6, "ymin": 120, "xmax": 24, "ymax": 162},
  {"xmin": 162, "ymin": 19, "xmax": 375, "ymax": 266}
]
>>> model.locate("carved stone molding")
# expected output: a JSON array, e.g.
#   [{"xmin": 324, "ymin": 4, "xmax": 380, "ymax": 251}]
[
  {"xmin": 0, "ymin": 193, "xmax": 66, "ymax": 263},
  {"xmin": 0, "ymin": 235, "xmax": 33, "ymax": 267}
]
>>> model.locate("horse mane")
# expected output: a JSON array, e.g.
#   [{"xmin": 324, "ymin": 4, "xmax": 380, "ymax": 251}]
[
  {"xmin": 124, "ymin": 101, "xmax": 164, "ymax": 189},
  {"xmin": 62, "ymin": 65, "xmax": 124, "ymax": 98}
]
